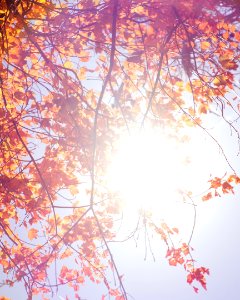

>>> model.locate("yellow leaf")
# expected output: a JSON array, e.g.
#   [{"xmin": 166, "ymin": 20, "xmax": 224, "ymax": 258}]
[
  {"xmin": 78, "ymin": 67, "xmax": 86, "ymax": 80},
  {"xmin": 28, "ymin": 228, "xmax": 38, "ymax": 240},
  {"xmin": 175, "ymin": 81, "xmax": 184, "ymax": 88},
  {"xmin": 219, "ymin": 57, "xmax": 238, "ymax": 70},
  {"xmin": 131, "ymin": 5, "xmax": 145, "ymax": 14},
  {"xmin": 198, "ymin": 103, "xmax": 208, "ymax": 114},
  {"xmin": 201, "ymin": 41, "xmax": 211, "ymax": 51},
  {"xmin": 213, "ymin": 75, "xmax": 227, "ymax": 86},
  {"xmin": 69, "ymin": 185, "xmax": 79, "ymax": 195},
  {"xmin": 64, "ymin": 61, "xmax": 73, "ymax": 69},
  {"xmin": 60, "ymin": 248, "xmax": 73, "ymax": 259}
]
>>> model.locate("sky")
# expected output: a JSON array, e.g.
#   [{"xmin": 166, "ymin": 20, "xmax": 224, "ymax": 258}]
[
  {"xmin": 2, "ymin": 111, "xmax": 240, "ymax": 300},
  {"xmin": 113, "ymin": 194, "xmax": 240, "ymax": 300},
  {"xmin": 2, "ymin": 194, "xmax": 240, "ymax": 300}
]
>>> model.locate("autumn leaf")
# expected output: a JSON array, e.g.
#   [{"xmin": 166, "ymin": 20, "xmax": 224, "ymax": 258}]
[
  {"xmin": 201, "ymin": 41, "xmax": 211, "ymax": 50},
  {"xmin": 219, "ymin": 57, "xmax": 238, "ymax": 70},
  {"xmin": 202, "ymin": 192, "xmax": 212, "ymax": 201},
  {"xmin": 64, "ymin": 61, "xmax": 73, "ymax": 69},
  {"xmin": 228, "ymin": 175, "xmax": 240, "ymax": 184},
  {"xmin": 0, "ymin": 0, "xmax": 239, "ymax": 299},
  {"xmin": 193, "ymin": 286, "xmax": 199, "ymax": 293},
  {"xmin": 222, "ymin": 181, "xmax": 233, "ymax": 194},
  {"xmin": 198, "ymin": 103, "xmax": 208, "ymax": 114},
  {"xmin": 210, "ymin": 177, "xmax": 222, "ymax": 189},
  {"xmin": 28, "ymin": 228, "xmax": 38, "ymax": 240}
]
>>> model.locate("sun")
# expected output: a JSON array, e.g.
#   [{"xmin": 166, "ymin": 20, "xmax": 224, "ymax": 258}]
[
  {"xmin": 106, "ymin": 126, "xmax": 225, "ymax": 229},
  {"xmin": 107, "ymin": 130, "xmax": 185, "ymax": 223}
]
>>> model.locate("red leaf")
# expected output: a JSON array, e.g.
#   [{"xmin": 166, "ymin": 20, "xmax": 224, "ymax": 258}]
[{"xmin": 193, "ymin": 286, "xmax": 199, "ymax": 293}]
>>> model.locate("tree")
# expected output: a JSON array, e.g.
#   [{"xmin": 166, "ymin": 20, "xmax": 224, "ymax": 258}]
[{"xmin": 0, "ymin": 0, "xmax": 240, "ymax": 299}]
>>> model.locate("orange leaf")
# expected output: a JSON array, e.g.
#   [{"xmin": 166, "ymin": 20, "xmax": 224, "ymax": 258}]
[
  {"xmin": 28, "ymin": 228, "xmax": 38, "ymax": 240},
  {"xmin": 201, "ymin": 41, "xmax": 211, "ymax": 50},
  {"xmin": 202, "ymin": 192, "xmax": 212, "ymax": 201},
  {"xmin": 222, "ymin": 181, "xmax": 233, "ymax": 194},
  {"xmin": 198, "ymin": 103, "xmax": 208, "ymax": 114},
  {"xmin": 219, "ymin": 56, "xmax": 238, "ymax": 70}
]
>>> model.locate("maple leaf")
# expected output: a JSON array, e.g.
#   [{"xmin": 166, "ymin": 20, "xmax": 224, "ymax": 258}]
[
  {"xmin": 222, "ymin": 181, "xmax": 233, "ymax": 194},
  {"xmin": 198, "ymin": 103, "xmax": 208, "ymax": 114},
  {"xmin": 219, "ymin": 55, "xmax": 238, "ymax": 70},
  {"xmin": 202, "ymin": 192, "xmax": 212, "ymax": 201},
  {"xmin": 28, "ymin": 228, "xmax": 38, "ymax": 240},
  {"xmin": 210, "ymin": 177, "xmax": 222, "ymax": 189},
  {"xmin": 228, "ymin": 175, "xmax": 240, "ymax": 184},
  {"xmin": 201, "ymin": 41, "xmax": 211, "ymax": 50}
]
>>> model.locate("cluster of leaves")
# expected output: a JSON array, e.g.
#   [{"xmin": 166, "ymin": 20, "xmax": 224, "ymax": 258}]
[
  {"xmin": 202, "ymin": 174, "xmax": 240, "ymax": 201},
  {"xmin": 0, "ymin": 0, "xmax": 240, "ymax": 299}
]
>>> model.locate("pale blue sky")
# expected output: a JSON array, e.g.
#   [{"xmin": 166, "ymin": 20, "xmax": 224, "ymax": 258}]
[
  {"xmin": 2, "ymin": 193, "xmax": 240, "ymax": 299},
  {"xmin": 2, "ymin": 114, "xmax": 240, "ymax": 299}
]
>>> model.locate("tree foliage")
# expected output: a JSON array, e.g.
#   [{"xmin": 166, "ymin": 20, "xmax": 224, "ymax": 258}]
[{"xmin": 0, "ymin": 0, "xmax": 240, "ymax": 299}]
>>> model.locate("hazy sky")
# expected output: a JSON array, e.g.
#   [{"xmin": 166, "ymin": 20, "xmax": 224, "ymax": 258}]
[
  {"xmin": 2, "ymin": 194, "xmax": 240, "ymax": 300},
  {"xmin": 2, "ymin": 104, "xmax": 240, "ymax": 300}
]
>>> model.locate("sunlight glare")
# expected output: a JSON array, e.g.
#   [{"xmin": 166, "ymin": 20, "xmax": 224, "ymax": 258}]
[{"xmin": 107, "ymin": 127, "xmax": 225, "ymax": 229}]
